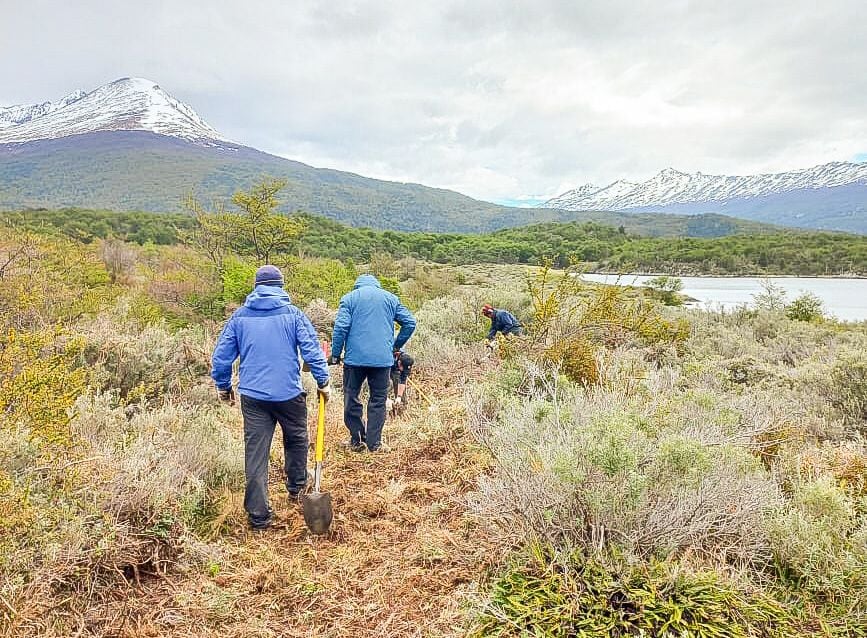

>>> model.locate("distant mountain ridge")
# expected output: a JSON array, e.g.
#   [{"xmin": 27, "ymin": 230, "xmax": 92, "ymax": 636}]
[
  {"xmin": 546, "ymin": 163, "xmax": 867, "ymax": 233},
  {"xmin": 0, "ymin": 77, "xmax": 227, "ymax": 145}
]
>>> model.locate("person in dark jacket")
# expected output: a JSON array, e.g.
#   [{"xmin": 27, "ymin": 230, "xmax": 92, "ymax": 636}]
[
  {"xmin": 482, "ymin": 304, "xmax": 523, "ymax": 346},
  {"xmin": 212, "ymin": 265, "xmax": 330, "ymax": 530},
  {"xmin": 390, "ymin": 350, "xmax": 414, "ymax": 412},
  {"xmin": 328, "ymin": 274, "xmax": 416, "ymax": 452}
]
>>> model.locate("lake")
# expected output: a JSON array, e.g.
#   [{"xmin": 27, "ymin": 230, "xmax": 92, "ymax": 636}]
[{"xmin": 580, "ymin": 274, "xmax": 867, "ymax": 322}]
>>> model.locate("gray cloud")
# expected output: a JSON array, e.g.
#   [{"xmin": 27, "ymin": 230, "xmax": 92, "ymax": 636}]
[{"xmin": 1, "ymin": 0, "xmax": 865, "ymax": 202}]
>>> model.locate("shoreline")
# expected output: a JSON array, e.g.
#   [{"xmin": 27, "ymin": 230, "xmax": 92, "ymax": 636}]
[{"xmin": 584, "ymin": 271, "xmax": 867, "ymax": 280}]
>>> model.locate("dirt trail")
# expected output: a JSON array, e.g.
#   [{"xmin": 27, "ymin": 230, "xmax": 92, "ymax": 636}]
[{"xmin": 93, "ymin": 372, "xmax": 492, "ymax": 638}]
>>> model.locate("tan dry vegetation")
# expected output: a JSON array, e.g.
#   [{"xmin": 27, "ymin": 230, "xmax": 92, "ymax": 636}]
[{"xmin": 4, "ymin": 358, "xmax": 496, "ymax": 638}]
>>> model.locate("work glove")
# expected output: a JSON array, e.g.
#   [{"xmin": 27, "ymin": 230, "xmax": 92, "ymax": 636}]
[
  {"xmin": 317, "ymin": 381, "xmax": 331, "ymax": 403},
  {"xmin": 327, "ymin": 354, "xmax": 341, "ymax": 366},
  {"xmin": 217, "ymin": 387, "xmax": 235, "ymax": 405}
]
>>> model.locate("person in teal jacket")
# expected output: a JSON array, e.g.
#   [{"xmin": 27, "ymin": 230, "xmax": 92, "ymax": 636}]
[{"xmin": 328, "ymin": 274, "xmax": 416, "ymax": 452}]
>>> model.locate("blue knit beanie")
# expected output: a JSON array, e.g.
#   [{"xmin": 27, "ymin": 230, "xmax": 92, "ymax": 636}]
[{"xmin": 254, "ymin": 265, "xmax": 284, "ymax": 287}]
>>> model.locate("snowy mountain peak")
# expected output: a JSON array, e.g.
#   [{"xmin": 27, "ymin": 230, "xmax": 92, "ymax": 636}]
[
  {"xmin": 544, "ymin": 162, "xmax": 867, "ymax": 211},
  {"xmin": 0, "ymin": 78, "xmax": 228, "ymax": 145}
]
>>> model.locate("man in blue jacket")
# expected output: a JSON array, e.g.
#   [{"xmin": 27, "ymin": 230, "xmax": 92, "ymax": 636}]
[
  {"xmin": 328, "ymin": 274, "xmax": 416, "ymax": 452},
  {"xmin": 482, "ymin": 304, "xmax": 523, "ymax": 347},
  {"xmin": 212, "ymin": 265, "xmax": 330, "ymax": 530}
]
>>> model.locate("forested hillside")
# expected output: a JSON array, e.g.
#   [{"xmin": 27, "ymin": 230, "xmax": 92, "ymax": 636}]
[{"xmin": 0, "ymin": 131, "xmax": 781, "ymax": 234}]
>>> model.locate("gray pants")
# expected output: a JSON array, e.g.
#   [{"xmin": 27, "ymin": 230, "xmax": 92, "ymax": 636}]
[{"xmin": 240, "ymin": 393, "xmax": 308, "ymax": 527}]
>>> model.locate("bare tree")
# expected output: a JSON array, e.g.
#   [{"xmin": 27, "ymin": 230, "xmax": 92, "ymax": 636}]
[{"xmin": 99, "ymin": 238, "xmax": 137, "ymax": 284}]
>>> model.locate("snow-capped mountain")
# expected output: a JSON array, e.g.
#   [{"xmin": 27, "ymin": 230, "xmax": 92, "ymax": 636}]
[
  {"xmin": 0, "ymin": 78, "xmax": 227, "ymax": 145},
  {"xmin": 546, "ymin": 162, "xmax": 867, "ymax": 211}
]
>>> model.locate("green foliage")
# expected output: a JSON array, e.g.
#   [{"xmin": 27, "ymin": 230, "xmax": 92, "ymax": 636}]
[
  {"xmin": 1, "ymin": 208, "xmax": 195, "ymax": 244},
  {"xmin": 827, "ymin": 353, "xmax": 867, "ymax": 423},
  {"xmin": 0, "ymin": 328, "xmax": 86, "ymax": 447},
  {"xmin": 525, "ymin": 263, "xmax": 690, "ymax": 362},
  {"xmin": 785, "ymin": 291, "xmax": 825, "ymax": 322},
  {"xmin": 7, "ymin": 208, "xmax": 867, "ymax": 276},
  {"xmin": 473, "ymin": 548, "xmax": 794, "ymax": 638},
  {"xmin": 379, "ymin": 275, "xmax": 400, "ymax": 296},
  {"xmin": 645, "ymin": 275, "xmax": 685, "ymax": 306},
  {"xmin": 221, "ymin": 257, "xmax": 257, "ymax": 306},
  {"xmin": 753, "ymin": 279, "xmax": 788, "ymax": 312},
  {"xmin": 182, "ymin": 179, "xmax": 303, "ymax": 268},
  {"xmin": 768, "ymin": 477, "xmax": 867, "ymax": 602},
  {"xmin": 282, "ymin": 258, "xmax": 359, "ymax": 307}
]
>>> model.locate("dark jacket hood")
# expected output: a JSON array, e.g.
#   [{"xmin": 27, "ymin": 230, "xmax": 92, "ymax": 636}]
[
  {"xmin": 353, "ymin": 274, "xmax": 382, "ymax": 289},
  {"xmin": 244, "ymin": 285, "xmax": 292, "ymax": 310}
]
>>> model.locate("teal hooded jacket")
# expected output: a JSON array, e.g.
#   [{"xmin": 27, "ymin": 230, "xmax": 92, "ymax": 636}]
[{"xmin": 331, "ymin": 275, "xmax": 416, "ymax": 367}]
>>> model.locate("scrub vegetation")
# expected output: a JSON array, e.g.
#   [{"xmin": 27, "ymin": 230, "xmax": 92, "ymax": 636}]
[{"xmin": 1, "ymin": 182, "xmax": 865, "ymax": 636}]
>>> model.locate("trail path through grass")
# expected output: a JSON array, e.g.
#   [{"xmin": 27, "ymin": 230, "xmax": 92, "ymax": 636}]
[{"xmin": 92, "ymin": 372, "xmax": 491, "ymax": 638}]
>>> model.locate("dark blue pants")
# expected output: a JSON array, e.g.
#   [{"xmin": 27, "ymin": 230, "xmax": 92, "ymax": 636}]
[
  {"xmin": 240, "ymin": 393, "xmax": 308, "ymax": 527},
  {"xmin": 343, "ymin": 365, "xmax": 391, "ymax": 451}
]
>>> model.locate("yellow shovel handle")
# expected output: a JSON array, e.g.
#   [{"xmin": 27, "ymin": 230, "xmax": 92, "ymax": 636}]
[{"xmin": 315, "ymin": 393, "xmax": 326, "ymax": 463}]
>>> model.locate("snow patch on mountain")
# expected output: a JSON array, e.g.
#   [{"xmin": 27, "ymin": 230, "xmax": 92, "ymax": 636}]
[
  {"xmin": 546, "ymin": 162, "xmax": 867, "ymax": 211},
  {"xmin": 0, "ymin": 78, "xmax": 228, "ymax": 145}
]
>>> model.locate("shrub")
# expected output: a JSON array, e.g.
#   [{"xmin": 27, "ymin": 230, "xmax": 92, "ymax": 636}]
[
  {"xmin": 402, "ymin": 265, "xmax": 460, "ymax": 309},
  {"xmin": 282, "ymin": 257, "xmax": 358, "ymax": 307},
  {"xmin": 220, "ymin": 256, "xmax": 257, "ymax": 306},
  {"xmin": 785, "ymin": 291, "xmax": 824, "ymax": 322},
  {"xmin": 768, "ymin": 477, "xmax": 866, "ymax": 601},
  {"xmin": 467, "ymin": 375, "xmax": 781, "ymax": 563},
  {"xmin": 71, "ymin": 394, "xmax": 245, "ymax": 529},
  {"xmin": 827, "ymin": 353, "xmax": 867, "ymax": 424},
  {"xmin": 753, "ymin": 280, "xmax": 787, "ymax": 312},
  {"xmin": 645, "ymin": 275, "xmax": 685, "ymax": 306},
  {"xmin": 379, "ymin": 275, "xmax": 401, "ymax": 296},
  {"xmin": 472, "ymin": 547, "xmax": 792, "ymax": 638},
  {"xmin": 543, "ymin": 335, "xmax": 600, "ymax": 386},
  {"xmin": 99, "ymin": 238, "xmax": 137, "ymax": 283},
  {"xmin": 0, "ymin": 327, "xmax": 86, "ymax": 447},
  {"xmin": 79, "ymin": 303, "xmax": 212, "ymax": 402}
]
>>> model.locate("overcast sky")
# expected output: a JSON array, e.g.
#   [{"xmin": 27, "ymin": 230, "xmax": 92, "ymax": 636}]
[{"xmin": 2, "ymin": 0, "xmax": 866, "ymax": 205}]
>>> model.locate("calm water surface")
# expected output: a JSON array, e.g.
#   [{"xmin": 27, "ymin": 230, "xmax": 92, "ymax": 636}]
[{"xmin": 580, "ymin": 274, "xmax": 867, "ymax": 322}]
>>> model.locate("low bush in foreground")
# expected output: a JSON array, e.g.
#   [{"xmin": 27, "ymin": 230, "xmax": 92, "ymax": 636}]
[{"xmin": 473, "ymin": 547, "xmax": 798, "ymax": 638}]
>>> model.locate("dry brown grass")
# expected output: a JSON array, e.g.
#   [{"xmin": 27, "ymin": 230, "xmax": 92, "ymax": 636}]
[{"xmin": 2, "ymin": 363, "xmax": 495, "ymax": 638}]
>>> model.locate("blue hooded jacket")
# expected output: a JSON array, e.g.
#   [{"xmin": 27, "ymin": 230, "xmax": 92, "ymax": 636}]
[
  {"xmin": 487, "ymin": 308, "xmax": 522, "ymax": 340},
  {"xmin": 331, "ymin": 275, "xmax": 416, "ymax": 367},
  {"xmin": 211, "ymin": 285, "xmax": 329, "ymax": 401}
]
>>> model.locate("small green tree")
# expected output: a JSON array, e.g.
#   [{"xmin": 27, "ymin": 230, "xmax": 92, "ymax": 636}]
[
  {"xmin": 645, "ymin": 276, "xmax": 684, "ymax": 306},
  {"xmin": 230, "ymin": 178, "xmax": 303, "ymax": 263},
  {"xmin": 785, "ymin": 292, "xmax": 824, "ymax": 322},
  {"xmin": 753, "ymin": 280, "xmax": 787, "ymax": 312},
  {"xmin": 180, "ymin": 179, "xmax": 305, "ymax": 295}
]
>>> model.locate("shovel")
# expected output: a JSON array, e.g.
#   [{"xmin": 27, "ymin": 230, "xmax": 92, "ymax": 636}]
[{"xmin": 302, "ymin": 392, "xmax": 333, "ymax": 535}]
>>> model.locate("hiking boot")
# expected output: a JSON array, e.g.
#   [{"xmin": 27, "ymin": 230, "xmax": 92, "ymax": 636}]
[
  {"xmin": 288, "ymin": 469, "xmax": 314, "ymax": 497},
  {"xmin": 368, "ymin": 443, "xmax": 391, "ymax": 453},
  {"xmin": 249, "ymin": 515, "xmax": 274, "ymax": 531},
  {"xmin": 340, "ymin": 439, "xmax": 367, "ymax": 453}
]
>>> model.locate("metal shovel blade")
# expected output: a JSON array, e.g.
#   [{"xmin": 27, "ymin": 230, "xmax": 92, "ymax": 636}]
[{"xmin": 301, "ymin": 491, "xmax": 333, "ymax": 535}]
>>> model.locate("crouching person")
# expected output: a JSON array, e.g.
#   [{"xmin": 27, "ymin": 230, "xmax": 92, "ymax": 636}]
[
  {"xmin": 481, "ymin": 303, "xmax": 523, "ymax": 351},
  {"xmin": 211, "ymin": 265, "xmax": 331, "ymax": 530},
  {"xmin": 390, "ymin": 350, "xmax": 414, "ymax": 413}
]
